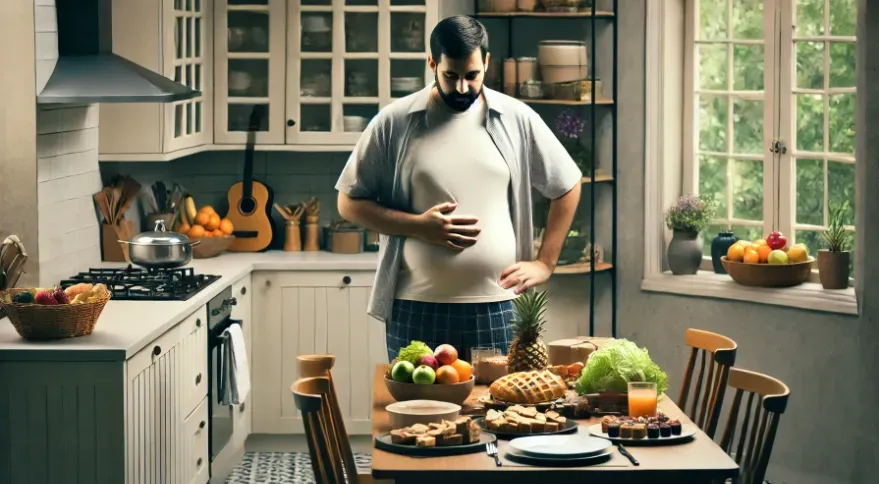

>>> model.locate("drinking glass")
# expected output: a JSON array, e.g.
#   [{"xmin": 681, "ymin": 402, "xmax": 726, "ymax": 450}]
[
  {"xmin": 627, "ymin": 381, "xmax": 658, "ymax": 418},
  {"xmin": 470, "ymin": 347, "xmax": 500, "ymax": 382}
]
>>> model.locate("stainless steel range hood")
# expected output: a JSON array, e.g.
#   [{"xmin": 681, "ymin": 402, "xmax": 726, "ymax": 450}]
[{"xmin": 37, "ymin": 0, "xmax": 200, "ymax": 104}]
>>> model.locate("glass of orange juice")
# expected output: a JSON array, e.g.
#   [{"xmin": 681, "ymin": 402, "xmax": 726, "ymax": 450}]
[{"xmin": 628, "ymin": 382, "xmax": 658, "ymax": 418}]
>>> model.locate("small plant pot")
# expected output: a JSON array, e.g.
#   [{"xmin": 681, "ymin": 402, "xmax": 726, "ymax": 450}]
[
  {"xmin": 667, "ymin": 230, "xmax": 703, "ymax": 275},
  {"xmin": 817, "ymin": 250, "xmax": 850, "ymax": 289}
]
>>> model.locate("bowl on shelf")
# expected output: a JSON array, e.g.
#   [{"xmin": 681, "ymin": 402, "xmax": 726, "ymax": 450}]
[
  {"xmin": 192, "ymin": 235, "xmax": 235, "ymax": 259},
  {"xmin": 720, "ymin": 256, "xmax": 815, "ymax": 287},
  {"xmin": 384, "ymin": 375, "xmax": 476, "ymax": 406},
  {"xmin": 385, "ymin": 400, "xmax": 462, "ymax": 428}
]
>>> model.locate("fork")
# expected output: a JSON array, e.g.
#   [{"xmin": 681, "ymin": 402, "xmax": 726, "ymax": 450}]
[{"xmin": 485, "ymin": 441, "xmax": 502, "ymax": 467}]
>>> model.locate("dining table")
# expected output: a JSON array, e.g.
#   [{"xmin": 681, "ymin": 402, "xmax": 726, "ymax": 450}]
[{"xmin": 370, "ymin": 365, "xmax": 739, "ymax": 484}]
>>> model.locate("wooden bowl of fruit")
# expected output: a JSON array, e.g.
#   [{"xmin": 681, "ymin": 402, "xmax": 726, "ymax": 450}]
[
  {"xmin": 386, "ymin": 343, "xmax": 476, "ymax": 406},
  {"xmin": 192, "ymin": 235, "xmax": 235, "ymax": 259},
  {"xmin": 721, "ymin": 255, "xmax": 815, "ymax": 287}
]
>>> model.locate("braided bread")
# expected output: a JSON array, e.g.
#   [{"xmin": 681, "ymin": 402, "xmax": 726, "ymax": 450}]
[{"xmin": 488, "ymin": 370, "xmax": 567, "ymax": 404}]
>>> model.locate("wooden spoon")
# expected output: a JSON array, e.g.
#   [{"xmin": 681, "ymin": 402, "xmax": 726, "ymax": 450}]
[{"xmin": 94, "ymin": 191, "xmax": 111, "ymax": 223}]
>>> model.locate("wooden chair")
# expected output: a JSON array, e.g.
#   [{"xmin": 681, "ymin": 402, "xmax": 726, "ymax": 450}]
[
  {"xmin": 678, "ymin": 328, "xmax": 738, "ymax": 438},
  {"xmin": 298, "ymin": 355, "xmax": 383, "ymax": 484},
  {"xmin": 717, "ymin": 368, "xmax": 791, "ymax": 484},
  {"xmin": 292, "ymin": 376, "xmax": 347, "ymax": 484}
]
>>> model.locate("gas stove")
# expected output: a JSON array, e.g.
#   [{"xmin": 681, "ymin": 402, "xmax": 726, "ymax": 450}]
[{"xmin": 59, "ymin": 265, "xmax": 221, "ymax": 301}]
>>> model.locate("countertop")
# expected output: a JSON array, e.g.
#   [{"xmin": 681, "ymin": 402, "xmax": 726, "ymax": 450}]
[{"xmin": 0, "ymin": 251, "xmax": 378, "ymax": 362}]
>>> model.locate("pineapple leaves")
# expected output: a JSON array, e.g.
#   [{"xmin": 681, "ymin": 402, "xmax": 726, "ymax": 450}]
[{"xmin": 512, "ymin": 290, "xmax": 548, "ymax": 339}]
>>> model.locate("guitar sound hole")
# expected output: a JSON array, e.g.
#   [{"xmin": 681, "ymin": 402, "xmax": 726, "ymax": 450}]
[{"xmin": 238, "ymin": 197, "xmax": 257, "ymax": 215}]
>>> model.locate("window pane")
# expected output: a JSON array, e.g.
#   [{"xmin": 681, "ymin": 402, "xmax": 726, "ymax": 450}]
[
  {"xmin": 732, "ymin": 0, "xmax": 763, "ymax": 39},
  {"xmin": 796, "ymin": 94, "xmax": 824, "ymax": 152},
  {"xmin": 796, "ymin": 41, "xmax": 824, "ymax": 90},
  {"xmin": 829, "ymin": 93, "xmax": 855, "ymax": 154},
  {"xmin": 733, "ymin": 45, "xmax": 763, "ymax": 90},
  {"xmin": 830, "ymin": 42, "xmax": 855, "ymax": 88},
  {"xmin": 732, "ymin": 97, "xmax": 763, "ymax": 154},
  {"xmin": 345, "ymin": 12, "xmax": 378, "ymax": 53},
  {"xmin": 795, "ymin": 158, "xmax": 824, "ymax": 226},
  {"xmin": 829, "ymin": 0, "xmax": 856, "ymax": 36},
  {"xmin": 828, "ymin": 161, "xmax": 855, "ymax": 226},
  {"xmin": 699, "ymin": 155, "xmax": 728, "ymax": 217},
  {"xmin": 796, "ymin": 0, "xmax": 825, "ymax": 36},
  {"xmin": 732, "ymin": 159, "xmax": 763, "ymax": 220},
  {"xmin": 228, "ymin": 59, "xmax": 269, "ymax": 97},
  {"xmin": 698, "ymin": 0, "xmax": 727, "ymax": 40},
  {"xmin": 391, "ymin": 13, "xmax": 425, "ymax": 53},
  {"xmin": 794, "ymin": 229, "xmax": 823, "ymax": 259},
  {"xmin": 699, "ymin": 95, "xmax": 728, "ymax": 152},
  {"xmin": 699, "ymin": 44, "xmax": 727, "ymax": 90},
  {"xmin": 228, "ymin": 104, "xmax": 269, "ymax": 132},
  {"xmin": 730, "ymin": 225, "xmax": 763, "ymax": 244}
]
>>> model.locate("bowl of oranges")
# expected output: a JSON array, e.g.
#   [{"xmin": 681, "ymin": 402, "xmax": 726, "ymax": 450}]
[
  {"xmin": 176, "ymin": 204, "xmax": 236, "ymax": 259},
  {"xmin": 721, "ymin": 232, "xmax": 815, "ymax": 287}
]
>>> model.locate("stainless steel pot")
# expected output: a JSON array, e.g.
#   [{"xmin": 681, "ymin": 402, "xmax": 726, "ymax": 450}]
[{"xmin": 118, "ymin": 219, "xmax": 201, "ymax": 269}]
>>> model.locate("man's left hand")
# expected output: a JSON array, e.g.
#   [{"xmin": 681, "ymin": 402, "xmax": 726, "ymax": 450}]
[{"xmin": 499, "ymin": 261, "xmax": 552, "ymax": 295}]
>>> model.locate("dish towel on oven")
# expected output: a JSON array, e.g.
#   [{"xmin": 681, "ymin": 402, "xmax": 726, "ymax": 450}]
[{"xmin": 220, "ymin": 323, "xmax": 251, "ymax": 406}]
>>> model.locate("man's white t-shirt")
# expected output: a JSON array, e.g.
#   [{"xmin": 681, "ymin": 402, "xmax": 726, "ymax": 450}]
[{"xmin": 394, "ymin": 91, "xmax": 517, "ymax": 303}]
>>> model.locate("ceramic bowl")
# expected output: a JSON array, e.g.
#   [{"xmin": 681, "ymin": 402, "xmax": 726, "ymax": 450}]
[
  {"xmin": 385, "ymin": 399, "xmax": 462, "ymax": 428},
  {"xmin": 721, "ymin": 256, "xmax": 815, "ymax": 287},
  {"xmin": 384, "ymin": 375, "xmax": 476, "ymax": 406}
]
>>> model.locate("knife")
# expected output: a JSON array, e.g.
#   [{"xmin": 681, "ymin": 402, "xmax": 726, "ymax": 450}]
[{"xmin": 618, "ymin": 444, "xmax": 639, "ymax": 466}]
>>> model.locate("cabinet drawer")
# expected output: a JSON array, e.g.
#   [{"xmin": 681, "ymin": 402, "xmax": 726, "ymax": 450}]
[
  {"xmin": 183, "ymin": 397, "xmax": 209, "ymax": 484},
  {"xmin": 179, "ymin": 320, "xmax": 208, "ymax": 420}
]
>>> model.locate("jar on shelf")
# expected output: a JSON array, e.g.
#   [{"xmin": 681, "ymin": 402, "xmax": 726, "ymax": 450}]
[{"xmin": 516, "ymin": 57, "xmax": 538, "ymax": 85}]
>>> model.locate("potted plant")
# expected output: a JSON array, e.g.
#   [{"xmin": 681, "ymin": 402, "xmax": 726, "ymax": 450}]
[
  {"xmin": 554, "ymin": 109, "xmax": 591, "ymax": 173},
  {"xmin": 818, "ymin": 202, "xmax": 851, "ymax": 289},
  {"xmin": 664, "ymin": 194, "xmax": 717, "ymax": 275}
]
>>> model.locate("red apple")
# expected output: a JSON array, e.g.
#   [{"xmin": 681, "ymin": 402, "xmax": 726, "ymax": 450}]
[
  {"xmin": 766, "ymin": 231, "xmax": 787, "ymax": 250},
  {"xmin": 418, "ymin": 355, "xmax": 439, "ymax": 370},
  {"xmin": 433, "ymin": 344, "xmax": 458, "ymax": 366}
]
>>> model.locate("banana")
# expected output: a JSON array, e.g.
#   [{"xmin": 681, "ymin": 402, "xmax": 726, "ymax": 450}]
[
  {"xmin": 179, "ymin": 206, "xmax": 190, "ymax": 226},
  {"xmin": 184, "ymin": 196, "xmax": 198, "ymax": 223}
]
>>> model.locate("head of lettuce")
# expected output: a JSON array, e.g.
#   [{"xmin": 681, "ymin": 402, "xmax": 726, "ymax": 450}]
[{"xmin": 575, "ymin": 339, "xmax": 669, "ymax": 395}]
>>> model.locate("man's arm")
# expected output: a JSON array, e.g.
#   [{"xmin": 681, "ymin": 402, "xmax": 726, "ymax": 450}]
[
  {"xmin": 337, "ymin": 193, "xmax": 422, "ymax": 238},
  {"xmin": 535, "ymin": 182, "xmax": 581, "ymax": 272}
]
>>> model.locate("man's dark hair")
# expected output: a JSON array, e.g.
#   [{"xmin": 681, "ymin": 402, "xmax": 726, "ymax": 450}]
[{"xmin": 429, "ymin": 16, "xmax": 489, "ymax": 64}]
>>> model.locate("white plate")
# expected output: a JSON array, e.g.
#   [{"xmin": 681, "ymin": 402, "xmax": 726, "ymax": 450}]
[
  {"xmin": 508, "ymin": 434, "xmax": 612, "ymax": 458},
  {"xmin": 587, "ymin": 423, "xmax": 698, "ymax": 444}
]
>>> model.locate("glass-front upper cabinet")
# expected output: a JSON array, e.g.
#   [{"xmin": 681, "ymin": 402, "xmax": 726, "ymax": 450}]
[
  {"xmin": 167, "ymin": 0, "xmax": 212, "ymax": 152},
  {"xmin": 215, "ymin": 0, "xmax": 287, "ymax": 144},
  {"xmin": 287, "ymin": 0, "xmax": 435, "ymax": 145}
]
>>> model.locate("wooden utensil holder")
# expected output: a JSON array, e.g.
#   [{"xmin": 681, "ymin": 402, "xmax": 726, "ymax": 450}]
[
  {"xmin": 101, "ymin": 220, "xmax": 135, "ymax": 262},
  {"xmin": 303, "ymin": 216, "xmax": 320, "ymax": 251},
  {"xmin": 284, "ymin": 220, "xmax": 302, "ymax": 251}
]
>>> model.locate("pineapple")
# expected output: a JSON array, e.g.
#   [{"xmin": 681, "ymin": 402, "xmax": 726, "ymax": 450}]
[{"xmin": 507, "ymin": 290, "xmax": 550, "ymax": 372}]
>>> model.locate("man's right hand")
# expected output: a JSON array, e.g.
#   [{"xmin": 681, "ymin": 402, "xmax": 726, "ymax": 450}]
[{"xmin": 415, "ymin": 202, "xmax": 480, "ymax": 250}]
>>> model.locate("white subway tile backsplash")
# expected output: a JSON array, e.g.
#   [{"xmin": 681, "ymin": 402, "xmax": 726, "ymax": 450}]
[
  {"xmin": 37, "ymin": 105, "xmax": 99, "ymax": 134},
  {"xmin": 35, "ymin": 59, "xmax": 56, "ymax": 94},
  {"xmin": 38, "ymin": 149, "xmax": 100, "ymax": 182},
  {"xmin": 34, "ymin": 32, "xmax": 58, "ymax": 61},
  {"xmin": 38, "ymin": 171, "xmax": 101, "ymax": 207},
  {"xmin": 34, "ymin": 5, "xmax": 57, "ymax": 33},
  {"xmin": 36, "ymin": 127, "xmax": 99, "ymax": 158}
]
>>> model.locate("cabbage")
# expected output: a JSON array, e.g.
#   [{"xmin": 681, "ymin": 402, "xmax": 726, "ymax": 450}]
[
  {"xmin": 397, "ymin": 340, "xmax": 434, "ymax": 366},
  {"xmin": 575, "ymin": 339, "xmax": 669, "ymax": 395}
]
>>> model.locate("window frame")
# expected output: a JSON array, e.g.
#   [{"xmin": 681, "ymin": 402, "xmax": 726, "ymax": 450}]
[{"xmin": 641, "ymin": 0, "xmax": 858, "ymax": 316}]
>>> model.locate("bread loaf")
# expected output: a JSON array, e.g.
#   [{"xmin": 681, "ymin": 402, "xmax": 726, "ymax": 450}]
[{"xmin": 488, "ymin": 370, "xmax": 567, "ymax": 404}]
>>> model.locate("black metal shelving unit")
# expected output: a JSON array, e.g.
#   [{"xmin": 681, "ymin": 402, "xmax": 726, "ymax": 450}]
[{"xmin": 472, "ymin": 0, "xmax": 618, "ymax": 337}]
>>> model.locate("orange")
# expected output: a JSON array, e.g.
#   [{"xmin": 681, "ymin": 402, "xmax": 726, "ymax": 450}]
[
  {"xmin": 757, "ymin": 244, "xmax": 772, "ymax": 263},
  {"xmin": 187, "ymin": 225, "xmax": 206, "ymax": 240},
  {"xmin": 727, "ymin": 243, "xmax": 745, "ymax": 262},
  {"xmin": 205, "ymin": 213, "xmax": 221, "ymax": 231},
  {"xmin": 435, "ymin": 365, "xmax": 460, "ymax": 385},
  {"xmin": 198, "ymin": 205, "xmax": 215, "ymax": 215},
  {"xmin": 204, "ymin": 231, "xmax": 214, "ymax": 237},
  {"xmin": 213, "ymin": 229, "xmax": 225, "ymax": 237},
  {"xmin": 743, "ymin": 248, "xmax": 759, "ymax": 264},
  {"xmin": 450, "ymin": 359, "xmax": 472, "ymax": 382},
  {"xmin": 194, "ymin": 212, "xmax": 211, "ymax": 227},
  {"xmin": 176, "ymin": 223, "xmax": 190, "ymax": 234},
  {"xmin": 752, "ymin": 238, "xmax": 768, "ymax": 247},
  {"xmin": 219, "ymin": 218, "xmax": 234, "ymax": 235}
]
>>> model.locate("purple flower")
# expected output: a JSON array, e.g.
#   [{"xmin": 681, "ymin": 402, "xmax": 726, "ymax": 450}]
[
  {"xmin": 665, "ymin": 194, "xmax": 717, "ymax": 233},
  {"xmin": 555, "ymin": 110, "xmax": 584, "ymax": 140}
]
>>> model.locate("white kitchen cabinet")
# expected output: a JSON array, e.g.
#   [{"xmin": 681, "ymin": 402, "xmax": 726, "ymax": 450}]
[
  {"xmin": 251, "ymin": 270, "xmax": 387, "ymax": 435},
  {"xmin": 99, "ymin": 0, "xmax": 214, "ymax": 161},
  {"xmin": 231, "ymin": 274, "xmax": 253, "ymax": 440}
]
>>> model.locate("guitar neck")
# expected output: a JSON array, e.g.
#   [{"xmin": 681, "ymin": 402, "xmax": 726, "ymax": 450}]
[{"xmin": 242, "ymin": 106, "xmax": 263, "ymax": 199}]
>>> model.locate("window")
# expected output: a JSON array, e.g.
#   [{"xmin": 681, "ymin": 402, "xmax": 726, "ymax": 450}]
[{"xmin": 685, "ymin": 0, "xmax": 857, "ymax": 277}]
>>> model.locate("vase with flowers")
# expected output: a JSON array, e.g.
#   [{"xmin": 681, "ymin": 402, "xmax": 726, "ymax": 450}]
[
  {"xmin": 664, "ymin": 194, "xmax": 717, "ymax": 275},
  {"xmin": 554, "ymin": 110, "xmax": 591, "ymax": 174}
]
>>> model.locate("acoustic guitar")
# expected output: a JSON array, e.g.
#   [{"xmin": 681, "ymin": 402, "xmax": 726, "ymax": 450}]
[{"xmin": 226, "ymin": 105, "xmax": 275, "ymax": 252}]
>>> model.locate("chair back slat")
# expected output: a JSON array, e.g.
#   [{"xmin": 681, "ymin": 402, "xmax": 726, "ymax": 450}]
[
  {"xmin": 298, "ymin": 354, "xmax": 361, "ymax": 484},
  {"xmin": 718, "ymin": 368, "xmax": 790, "ymax": 484},
  {"xmin": 293, "ymin": 377, "xmax": 347, "ymax": 484},
  {"xmin": 677, "ymin": 329, "xmax": 737, "ymax": 438}
]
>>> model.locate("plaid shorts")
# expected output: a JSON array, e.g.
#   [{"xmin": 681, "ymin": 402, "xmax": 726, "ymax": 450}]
[{"xmin": 386, "ymin": 299, "xmax": 515, "ymax": 363}]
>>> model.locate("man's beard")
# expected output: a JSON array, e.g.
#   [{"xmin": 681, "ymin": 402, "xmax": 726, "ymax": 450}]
[{"xmin": 435, "ymin": 73, "xmax": 482, "ymax": 111}]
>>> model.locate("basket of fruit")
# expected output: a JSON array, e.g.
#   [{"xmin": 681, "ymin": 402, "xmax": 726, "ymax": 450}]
[
  {"xmin": 192, "ymin": 235, "xmax": 235, "ymax": 259},
  {"xmin": 175, "ymin": 201, "xmax": 236, "ymax": 258},
  {"xmin": 0, "ymin": 283, "xmax": 112, "ymax": 340},
  {"xmin": 722, "ymin": 232, "xmax": 814, "ymax": 287},
  {"xmin": 386, "ymin": 342, "xmax": 475, "ymax": 406}
]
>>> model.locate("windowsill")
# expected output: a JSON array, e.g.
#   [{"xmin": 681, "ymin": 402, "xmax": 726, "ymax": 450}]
[{"xmin": 641, "ymin": 271, "xmax": 858, "ymax": 315}]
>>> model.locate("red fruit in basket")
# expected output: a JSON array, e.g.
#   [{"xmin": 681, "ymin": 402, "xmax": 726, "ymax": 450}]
[
  {"xmin": 766, "ymin": 231, "xmax": 787, "ymax": 250},
  {"xmin": 434, "ymin": 344, "xmax": 458, "ymax": 366},
  {"xmin": 418, "ymin": 355, "xmax": 439, "ymax": 370},
  {"xmin": 34, "ymin": 290, "xmax": 59, "ymax": 305},
  {"xmin": 52, "ymin": 287, "xmax": 70, "ymax": 304}
]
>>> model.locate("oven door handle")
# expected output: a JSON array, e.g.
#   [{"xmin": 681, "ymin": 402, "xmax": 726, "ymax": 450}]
[{"xmin": 216, "ymin": 319, "xmax": 243, "ymax": 407}]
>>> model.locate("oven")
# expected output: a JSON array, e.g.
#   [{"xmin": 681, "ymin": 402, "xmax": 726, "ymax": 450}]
[{"xmin": 206, "ymin": 286, "xmax": 242, "ymax": 465}]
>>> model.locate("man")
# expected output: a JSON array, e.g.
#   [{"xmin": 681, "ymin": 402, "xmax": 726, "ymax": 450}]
[{"xmin": 335, "ymin": 16, "xmax": 582, "ymax": 362}]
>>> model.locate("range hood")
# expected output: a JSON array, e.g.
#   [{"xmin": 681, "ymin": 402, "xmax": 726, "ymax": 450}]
[{"xmin": 37, "ymin": 0, "xmax": 200, "ymax": 104}]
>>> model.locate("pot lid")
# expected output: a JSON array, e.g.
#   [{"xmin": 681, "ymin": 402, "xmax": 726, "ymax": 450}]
[{"xmin": 129, "ymin": 219, "xmax": 192, "ymax": 245}]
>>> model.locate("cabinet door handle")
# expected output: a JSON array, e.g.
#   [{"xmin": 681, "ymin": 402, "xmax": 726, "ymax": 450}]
[
  {"xmin": 241, "ymin": 286, "xmax": 247, "ymax": 295},
  {"xmin": 342, "ymin": 276, "xmax": 351, "ymax": 285},
  {"xmin": 197, "ymin": 457, "xmax": 203, "ymax": 467},
  {"xmin": 286, "ymin": 119, "xmax": 296, "ymax": 127},
  {"xmin": 195, "ymin": 373, "xmax": 202, "ymax": 385},
  {"xmin": 240, "ymin": 402, "xmax": 246, "ymax": 413},
  {"xmin": 199, "ymin": 420, "xmax": 206, "ymax": 429},
  {"xmin": 196, "ymin": 318, "xmax": 202, "ymax": 327},
  {"xmin": 152, "ymin": 345, "xmax": 161, "ymax": 356}
]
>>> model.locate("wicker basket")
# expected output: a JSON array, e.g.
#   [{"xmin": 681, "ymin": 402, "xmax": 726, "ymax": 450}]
[
  {"xmin": 0, "ymin": 288, "xmax": 111, "ymax": 340},
  {"xmin": 193, "ymin": 235, "xmax": 235, "ymax": 259}
]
